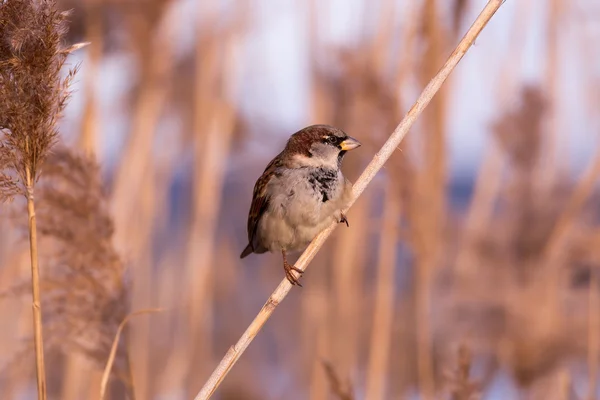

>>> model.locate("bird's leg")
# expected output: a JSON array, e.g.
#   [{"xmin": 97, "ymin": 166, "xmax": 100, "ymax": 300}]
[
  {"xmin": 339, "ymin": 212, "xmax": 349, "ymax": 227},
  {"xmin": 282, "ymin": 249, "xmax": 303, "ymax": 287}
]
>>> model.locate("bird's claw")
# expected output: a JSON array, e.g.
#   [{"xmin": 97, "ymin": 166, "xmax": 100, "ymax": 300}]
[
  {"xmin": 339, "ymin": 213, "xmax": 349, "ymax": 227},
  {"xmin": 284, "ymin": 261, "xmax": 304, "ymax": 287}
]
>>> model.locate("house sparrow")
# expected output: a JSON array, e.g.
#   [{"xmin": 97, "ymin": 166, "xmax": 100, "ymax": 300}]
[{"xmin": 240, "ymin": 124, "xmax": 361, "ymax": 286}]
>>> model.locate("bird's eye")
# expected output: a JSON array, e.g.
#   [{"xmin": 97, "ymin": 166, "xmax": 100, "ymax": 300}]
[{"xmin": 324, "ymin": 136, "xmax": 337, "ymax": 144}]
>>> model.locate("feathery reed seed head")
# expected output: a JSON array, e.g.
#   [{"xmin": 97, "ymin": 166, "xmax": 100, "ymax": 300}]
[
  {"xmin": 0, "ymin": 0, "xmax": 77, "ymax": 191},
  {"xmin": 37, "ymin": 147, "xmax": 130, "ymax": 371},
  {"xmin": 1, "ymin": 147, "xmax": 131, "ymax": 383},
  {"xmin": 0, "ymin": 141, "xmax": 18, "ymax": 201},
  {"xmin": 492, "ymin": 86, "xmax": 546, "ymax": 170}
]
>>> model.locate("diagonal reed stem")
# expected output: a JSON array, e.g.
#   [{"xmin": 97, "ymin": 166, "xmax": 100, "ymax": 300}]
[
  {"xmin": 100, "ymin": 308, "xmax": 165, "ymax": 400},
  {"xmin": 194, "ymin": 1, "xmax": 505, "ymax": 398}
]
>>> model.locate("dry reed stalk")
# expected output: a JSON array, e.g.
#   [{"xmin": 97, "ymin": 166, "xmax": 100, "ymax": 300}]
[
  {"xmin": 304, "ymin": 4, "xmax": 337, "ymax": 393},
  {"xmin": 109, "ymin": 4, "xmax": 178, "ymax": 397},
  {"xmin": 126, "ymin": 175, "xmax": 155, "ymax": 399},
  {"xmin": 371, "ymin": 0, "xmax": 396, "ymax": 73},
  {"xmin": 391, "ymin": 0, "xmax": 420, "ymax": 92},
  {"xmin": 61, "ymin": 10, "xmax": 103, "ymax": 384},
  {"xmin": 110, "ymin": 1, "xmax": 176, "ymax": 256},
  {"xmin": 538, "ymin": 0, "xmax": 564, "ymax": 192},
  {"xmin": 60, "ymin": 355, "xmax": 89, "ymax": 400},
  {"xmin": 312, "ymin": 9, "xmax": 405, "ymax": 379},
  {"xmin": 453, "ymin": 145, "xmax": 503, "ymax": 279},
  {"xmin": 152, "ymin": 10, "xmax": 242, "ymax": 394},
  {"xmin": 308, "ymin": 312, "xmax": 330, "ymax": 400},
  {"xmin": 0, "ymin": 2, "xmax": 81, "ymax": 398},
  {"xmin": 2, "ymin": 146, "xmax": 130, "ymax": 397},
  {"xmin": 169, "ymin": 31, "xmax": 220, "ymax": 391},
  {"xmin": 558, "ymin": 369, "xmax": 573, "ymax": 400},
  {"xmin": 25, "ymin": 164, "xmax": 45, "ymax": 400},
  {"xmin": 542, "ymin": 145, "xmax": 600, "ymax": 303},
  {"xmin": 413, "ymin": 0, "xmax": 449, "ymax": 396},
  {"xmin": 151, "ymin": 251, "xmax": 188, "ymax": 396},
  {"xmin": 194, "ymin": 2, "xmax": 505, "ymax": 398},
  {"xmin": 301, "ymin": 259, "xmax": 330, "ymax": 397},
  {"xmin": 142, "ymin": 126, "xmax": 195, "ymax": 396},
  {"xmin": 452, "ymin": 0, "xmax": 469, "ymax": 39},
  {"xmin": 23, "ymin": 147, "xmax": 129, "ymax": 398},
  {"xmin": 307, "ymin": 0, "xmax": 335, "ymax": 126},
  {"xmin": 301, "ymin": 243, "xmax": 332, "ymax": 396},
  {"xmin": 322, "ymin": 361, "xmax": 354, "ymax": 400},
  {"xmin": 100, "ymin": 308, "xmax": 164, "ymax": 400},
  {"xmin": 365, "ymin": 185, "xmax": 399, "ymax": 400},
  {"xmin": 330, "ymin": 192, "xmax": 370, "ymax": 378},
  {"xmin": 87, "ymin": 371, "xmax": 103, "ymax": 400},
  {"xmin": 77, "ymin": 0, "xmax": 103, "ymax": 155},
  {"xmin": 588, "ymin": 266, "xmax": 599, "ymax": 400},
  {"xmin": 540, "ymin": 9, "xmax": 600, "ymax": 295},
  {"xmin": 413, "ymin": 219, "xmax": 436, "ymax": 398},
  {"xmin": 185, "ymin": 25, "xmax": 239, "ymax": 387},
  {"xmin": 454, "ymin": 0, "xmax": 534, "ymax": 279}
]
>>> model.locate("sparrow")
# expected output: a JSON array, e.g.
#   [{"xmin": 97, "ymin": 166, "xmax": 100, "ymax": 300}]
[{"xmin": 240, "ymin": 124, "xmax": 361, "ymax": 286}]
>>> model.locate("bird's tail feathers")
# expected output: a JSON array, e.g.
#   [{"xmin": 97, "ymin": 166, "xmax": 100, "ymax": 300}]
[{"xmin": 240, "ymin": 243, "xmax": 254, "ymax": 259}]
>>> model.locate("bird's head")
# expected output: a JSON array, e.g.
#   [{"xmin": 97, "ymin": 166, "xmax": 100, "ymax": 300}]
[{"xmin": 284, "ymin": 124, "xmax": 361, "ymax": 169}]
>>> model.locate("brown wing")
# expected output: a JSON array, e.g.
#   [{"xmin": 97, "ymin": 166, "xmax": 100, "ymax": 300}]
[{"xmin": 240, "ymin": 156, "xmax": 281, "ymax": 258}]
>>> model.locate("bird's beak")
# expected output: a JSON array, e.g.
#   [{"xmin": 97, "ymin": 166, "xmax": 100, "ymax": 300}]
[{"xmin": 340, "ymin": 136, "xmax": 361, "ymax": 151}]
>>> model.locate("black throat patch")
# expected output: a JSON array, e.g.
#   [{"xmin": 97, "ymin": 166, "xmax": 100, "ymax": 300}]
[{"xmin": 307, "ymin": 168, "xmax": 337, "ymax": 203}]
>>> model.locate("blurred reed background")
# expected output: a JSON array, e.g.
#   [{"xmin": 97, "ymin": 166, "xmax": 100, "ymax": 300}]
[{"xmin": 1, "ymin": 0, "xmax": 600, "ymax": 399}]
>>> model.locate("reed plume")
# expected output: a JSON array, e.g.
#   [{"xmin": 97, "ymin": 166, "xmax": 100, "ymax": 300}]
[
  {"xmin": 0, "ymin": 143, "xmax": 19, "ymax": 202},
  {"xmin": 36, "ymin": 148, "xmax": 130, "ymax": 377},
  {"xmin": 0, "ymin": 1, "xmax": 80, "ymax": 397},
  {"xmin": 1, "ymin": 146, "xmax": 132, "ymax": 397}
]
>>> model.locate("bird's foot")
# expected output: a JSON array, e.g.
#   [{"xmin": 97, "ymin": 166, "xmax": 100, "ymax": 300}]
[
  {"xmin": 339, "ymin": 212, "xmax": 349, "ymax": 227},
  {"xmin": 283, "ymin": 260, "xmax": 304, "ymax": 287}
]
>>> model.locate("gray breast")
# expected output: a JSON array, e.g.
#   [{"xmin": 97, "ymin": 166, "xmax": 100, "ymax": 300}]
[
  {"xmin": 271, "ymin": 166, "xmax": 343, "ymax": 222},
  {"xmin": 258, "ymin": 166, "xmax": 346, "ymax": 252}
]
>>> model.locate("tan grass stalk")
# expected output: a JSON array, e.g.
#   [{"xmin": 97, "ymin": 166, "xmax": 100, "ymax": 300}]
[
  {"xmin": 100, "ymin": 308, "xmax": 164, "ymax": 400},
  {"xmin": 371, "ymin": 0, "xmax": 396, "ymax": 72},
  {"xmin": 0, "ymin": 2, "xmax": 81, "ymax": 398},
  {"xmin": 322, "ymin": 361, "xmax": 354, "ymax": 400},
  {"xmin": 365, "ymin": 185, "xmax": 399, "ymax": 400},
  {"xmin": 414, "ymin": 1, "xmax": 448, "ymax": 396},
  {"xmin": 110, "ymin": 5, "xmax": 178, "ymax": 398},
  {"xmin": 25, "ymin": 167, "xmax": 46, "ymax": 400},
  {"xmin": 558, "ymin": 369, "xmax": 572, "ymax": 400},
  {"xmin": 193, "ymin": 2, "xmax": 505, "ymax": 398},
  {"xmin": 78, "ymin": 0, "xmax": 103, "ymax": 155},
  {"xmin": 455, "ymin": 0, "xmax": 534, "ymax": 279},
  {"xmin": 22, "ymin": 146, "xmax": 130, "ymax": 399},
  {"xmin": 391, "ymin": 0, "xmax": 420, "ymax": 91},
  {"xmin": 538, "ymin": 0, "xmax": 564, "ymax": 192},
  {"xmin": 543, "ymin": 145, "xmax": 600, "ymax": 290},
  {"xmin": 60, "ymin": 355, "xmax": 89, "ymax": 400},
  {"xmin": 308, "ymin": 325, "xmax": 330, "ymax": 400},
  {"xmin": 588, "ymin": 266, "xmax": 599, "ymax": 400},
  {"xmin": 184, "ymin": 19, "xmax": 240, "ymax": 385},
  {"xmin": 111, "ymin": 4, "xmax": 176, "ymax": 257},
  {"xmin": 330, "ymin": 191, "xmax": 370, "ymax": 378}
]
